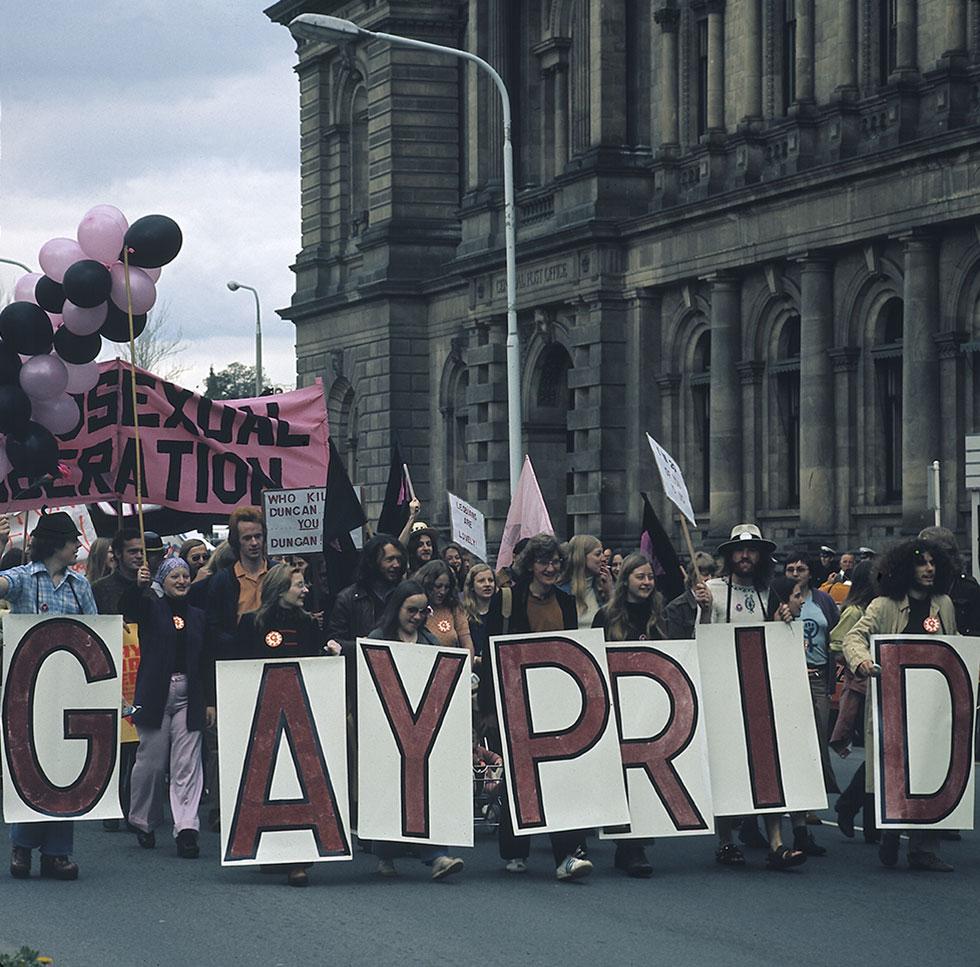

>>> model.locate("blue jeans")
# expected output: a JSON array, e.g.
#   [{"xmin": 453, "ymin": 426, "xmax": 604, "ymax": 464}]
[
  {"xmin": 11, "ymin": 821, "xmax": 74, "ymax": 856},
  {"xmin": 373, "ymin": 841, "xmax": 447, "ymax": 864}
]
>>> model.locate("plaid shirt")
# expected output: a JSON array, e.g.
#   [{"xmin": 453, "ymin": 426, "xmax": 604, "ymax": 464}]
[{"xmin": 0, "ymin": 561, "xmax": 98, "ymax": 616}]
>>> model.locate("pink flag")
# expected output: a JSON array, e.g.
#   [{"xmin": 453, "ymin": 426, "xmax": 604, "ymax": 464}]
[{"xmin": 496, "ymin": 456, "xmax": 554, "ymax": 569}]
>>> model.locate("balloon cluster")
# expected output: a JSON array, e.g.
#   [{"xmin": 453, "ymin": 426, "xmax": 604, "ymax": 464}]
[{"xmin": 0, "ymin": 206, "xmax": 182, "ymax": 479}]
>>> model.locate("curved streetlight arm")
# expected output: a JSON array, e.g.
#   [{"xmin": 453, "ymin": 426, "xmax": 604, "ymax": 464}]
[
  {"xmin": 227, "ymin": 281, "xmax": 263, "ymax": 396},
  {"xmin": 289, "ymin": 14, "xmax": 522, "ymax": 495},
  {"xmin": 0, "ymin": 257, "xmax": 34, "ymax": 274}
]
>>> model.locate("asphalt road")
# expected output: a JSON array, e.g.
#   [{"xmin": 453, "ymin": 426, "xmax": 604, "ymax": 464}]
[{"xmin": 1, "ymin": 752, "xmax": 977, "ymax": 967}]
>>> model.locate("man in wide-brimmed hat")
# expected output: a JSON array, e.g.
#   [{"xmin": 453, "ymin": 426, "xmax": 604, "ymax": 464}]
[
  {"xmin": 0, "ymin": 511, "xmax": 98, "ymax": 882},
  {"xmin": 693, "ymin": 524, "xmax": 782, "ymax": 624},
  {"xmin": 691, "ymin": 523, "xmax": 804, "ymax": 870}
]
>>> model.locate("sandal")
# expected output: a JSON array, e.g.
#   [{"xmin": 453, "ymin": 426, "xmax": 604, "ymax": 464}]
[
  {"xmin": 715, "ymin": 843, "xmax": 745, "ymax": 866},
  {"xmin": 767, "ymin": 845, "xmax": 807, "ymax": 870}
]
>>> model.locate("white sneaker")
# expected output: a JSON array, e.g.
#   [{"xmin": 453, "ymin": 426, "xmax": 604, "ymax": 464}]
[
  {"xmin": 377, "ymin": 858, "xmax": 398, "ymax": 877},
  {"xmin": 505, "ymin": 858, "xmax": 528, "ymax": 874},
  {"xmin": 431, "ymin": 856, "xmax": 464, "ymax": 880},
  {"xmin": 556, "ymin": 853, "xmax": 593, "ymax": 881}
]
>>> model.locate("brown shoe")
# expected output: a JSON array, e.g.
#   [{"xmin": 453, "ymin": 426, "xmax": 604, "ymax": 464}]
[
  {"xmin": 287, "ymin": 867, "xmax": 309, "ymax": 887},
  {"xmin": 10, "ymin": 846, "xmax": 31, "ymax": 879},
  {"xmin": 39, "ymin": 855, "xmax": 79, "ymax": 881}
]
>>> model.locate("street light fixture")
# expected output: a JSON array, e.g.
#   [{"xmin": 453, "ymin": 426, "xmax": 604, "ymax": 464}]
[
  {"xmin": 288, "ymin": 13, "xmax": 523, "ymax": 496},
  {"xmin": 227, "ymin": 281, "xmax": 263, "ymax": 396}
]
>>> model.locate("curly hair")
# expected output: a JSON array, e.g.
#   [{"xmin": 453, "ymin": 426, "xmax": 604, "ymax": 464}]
[
  {"xmin": 512, "ymin": 533, "xmax": 565, "ymax": 584},
  {"xmin": 602, "ymin": 552, "xmax": 666, "ymax": 641},
  {"xmin": 414, "ymin": 559, "xmax": 460, "ymax": 610},
  {"xmin": 406, "ymin": 528, "xmax": 440, "ymax": 572},
  {"xmin": 877, "ymin": 539, "xmax": 954, "ymax": 601}
]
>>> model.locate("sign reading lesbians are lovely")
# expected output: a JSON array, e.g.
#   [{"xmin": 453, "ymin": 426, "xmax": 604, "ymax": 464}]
[
  {"xmin": 4, "ymin": 622, "xmax": 978, "ymax": 865},
  {"xmin": 0, "ymin": 361, "xmax": 329, "ymax": 515}
]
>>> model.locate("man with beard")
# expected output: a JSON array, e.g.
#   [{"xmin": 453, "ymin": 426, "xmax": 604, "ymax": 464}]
[
  {"xmin": 843, "ymin": 537, "xmax": 958, "ymax": 871},
  {"xmin": 692, "ymin": 524, "xmax": 805, "ymax": 869}
]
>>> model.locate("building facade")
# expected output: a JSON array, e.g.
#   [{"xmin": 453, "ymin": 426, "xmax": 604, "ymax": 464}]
[{"xmin": 265, "ymin": 0, "xmax": 980, "ymax": 554}]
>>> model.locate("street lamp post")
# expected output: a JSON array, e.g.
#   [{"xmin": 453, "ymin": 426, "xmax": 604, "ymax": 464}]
[
  {"xmin": 288, "ymin": 13, "xmax": 523, "ymax": 495},
  {"xmin": 0, "ymin": 257, "xmax": 34, "ymax": 274},
  {"xmin": 227, "ymin": 281, "xmax": 263, "ymax": 396}
]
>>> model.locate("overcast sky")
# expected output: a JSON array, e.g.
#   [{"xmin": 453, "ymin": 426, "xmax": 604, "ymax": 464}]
[{"xmin": 0, "ymin": 1, "xmax": 302, "ymax": 393}]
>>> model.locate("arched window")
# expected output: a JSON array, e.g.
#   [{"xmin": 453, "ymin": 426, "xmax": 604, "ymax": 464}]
[
  {"xmin": 690, "ymin": 330, "xmax": 711, "ymax": 511},
  {"xmin": 444, "ymin": 366, "xmax": 470, "ymax": 497},
  {"xmin": 878, "ymin": 0, "xmax": 898, "ymax": 85},
  {"xmin": 773, "ymin": 315, "xmax": 801, "ymax": 507},
  {"xmin": 527, "ymin": 341, "xmax": 574, "ymax": 538},
  {"xmin": 349, "ymin": 85, "xmax": 369, "ymax": 237},
  {"xmin": 873, "ymin": 297, "xmax": 903, "ymax": 501}
]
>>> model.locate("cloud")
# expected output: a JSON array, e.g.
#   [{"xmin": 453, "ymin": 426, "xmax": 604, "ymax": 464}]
[{"xmin": 0, "ymin": 4, "xmax": 302, "ymax": 392}]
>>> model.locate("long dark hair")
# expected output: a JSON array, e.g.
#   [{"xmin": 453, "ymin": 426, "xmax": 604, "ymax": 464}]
[
  {"xmin": 878, "ymin": 539, "xmax": 954, "ymax": 601},
  {"xmin": 842, "ymin": 559, "xmax": 878, "ymax": 610},
  {"xmin": 355, "ymin": 533, "xmax": 405, "ymax": 587},
  {"xmin": 602, "ymin": 552, "xmax": 665, "ymax": 641},
  {"xmin": 415, "ymin": 559, "xmax": 460, "ymax": 610},
  {"xmin": 372, "ymin": 580, "xmax": 428, "ymax": 640}
]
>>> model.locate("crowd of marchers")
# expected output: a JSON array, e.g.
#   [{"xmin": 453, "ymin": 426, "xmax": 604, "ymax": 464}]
[{"xmin": 0, "ymin": 503, "xmax": 977, "ymax": 886}]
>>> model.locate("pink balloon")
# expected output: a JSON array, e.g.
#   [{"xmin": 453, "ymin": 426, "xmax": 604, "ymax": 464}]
[
  {"xmin": 14, "ymin": 272, "xmax": 42, "ymax": 303},
  {"xmin": 19, "ymin": 353, "xmax": 69, "ymax": 401},
  {"xmin": 47, "ymin": 312, "xmax": 63, "ymax": 330},
  {"xmin": 64, "ymin": 360, "xmax": 100, "ymax": 394},
  {"xmin": 0, "ymin": 439, "xmax": 11, "ymax": 479},
  {"xmin": 77, "ymin": 205, "xmax": 128, "ymax": 264},
  {"xmin": 109, "ymin": 263, "xmax": 156, "ymax": 314},
  {"xmin": 38, "ymin": 237, "xmax": 86, "ymax": 283},
  {"xmin": 63, "ymin": 301, "xmax": 108, "ymax": 336},
  {"xmin": 143, "ymin": 266, "xmax": 162, "ymax": 282},
  {"xmin": 30, "ymin": 394, "xmax": 80, "ymax": 436}
]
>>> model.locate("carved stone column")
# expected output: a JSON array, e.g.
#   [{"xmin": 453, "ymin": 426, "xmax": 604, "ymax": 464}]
[{"xmin": 655, "ymin": 5, "xmax": 681, "ymax": 152}]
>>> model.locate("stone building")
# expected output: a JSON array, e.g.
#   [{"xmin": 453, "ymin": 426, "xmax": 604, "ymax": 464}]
[{"xmin": 265, "ymin": 0, "xmax": 980, "ymax": 555}]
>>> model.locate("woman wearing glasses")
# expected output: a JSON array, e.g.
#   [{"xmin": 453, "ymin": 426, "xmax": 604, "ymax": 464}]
[
  {"xmin": 367, "ymin": 580, "xmax": 466, "ymax": 880},
  {"xmin": 481, "ymin": 533, "xmax": 593, "ymax": 881}
]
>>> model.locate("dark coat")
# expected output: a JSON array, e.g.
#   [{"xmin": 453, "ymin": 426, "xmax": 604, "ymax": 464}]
[
  {"xmin": 123, "ymin": 586, "xmax": 208, "ymax": 732},
  {"xmin": 205, "ymin": 566, "xmax": 242, "ymax": 661},
  {"xmin": 233, "ymin": 608, "xmax": 325, "ymax": 660},
  {"xmin": 326, "ymin": 582, "xmax": 392, "ymax": 651}
]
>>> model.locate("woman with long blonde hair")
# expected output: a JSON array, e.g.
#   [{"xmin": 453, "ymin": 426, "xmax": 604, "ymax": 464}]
[
  {"xmin": 85, "ymin": 537, "xmax": 115, "ymax": 583},
  {"xmin": 560, "ymin": 534, "xmax": 611, "ymax": 628},
  {"xmin": 462, "ymin": 562, "xmax": 496, "ymax": 667}
]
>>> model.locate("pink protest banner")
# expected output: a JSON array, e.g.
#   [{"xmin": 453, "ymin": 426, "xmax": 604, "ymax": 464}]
[{"xmin": 0, "ymin": 361, "xmax": 329, "ymax": 514}]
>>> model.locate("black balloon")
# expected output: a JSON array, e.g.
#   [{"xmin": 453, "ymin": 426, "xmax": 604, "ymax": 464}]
[
  {"xmin": 34, "ymin": 275, "xmax": 66, "ymax": 314},
  {"xmin": 100, "ymin": 302, "xmax": 147, "ymax": 343},
  {"xmin": 0, "ymin": 384, "xmax": 32, "ymax": 438},
  {"xmin": 0, "ymin": 301, "xmax": 54, "ymax": 356},
  {"xmin": 6, "ymin": 422, "xmax": 60, "ymax": 478},
  {"xmin": 54, "ymin": 327, "xmax": 102, "ymax": 365},
  {"xmin": 62, "ymin": 259, "xmax": 112, "ymax": 309},
  {"xmin": 123, "ymin": 214, "xmax": 182, "ymax": 268},
  {"xmin": 0, "ymin": 340, "xmax": 22, "ymax": 384}
]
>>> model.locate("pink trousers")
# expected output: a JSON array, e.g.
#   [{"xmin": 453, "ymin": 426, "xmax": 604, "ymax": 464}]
[{"xmin": 128, "ymin": 674, "xmax": 203, "ymax": 836}]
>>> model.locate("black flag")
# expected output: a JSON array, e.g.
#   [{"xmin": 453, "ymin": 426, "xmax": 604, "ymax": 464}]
[
  {"xmin": 322, "ymin": 438, "xmax": 366, "ymax": 598},
  {"xmin": 377, "ymin": 444, "xmax": 410, "ymax": 537},
  {"xmin": 640, "ymin": 493, "xmax": 686, "ymax": 603}
]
